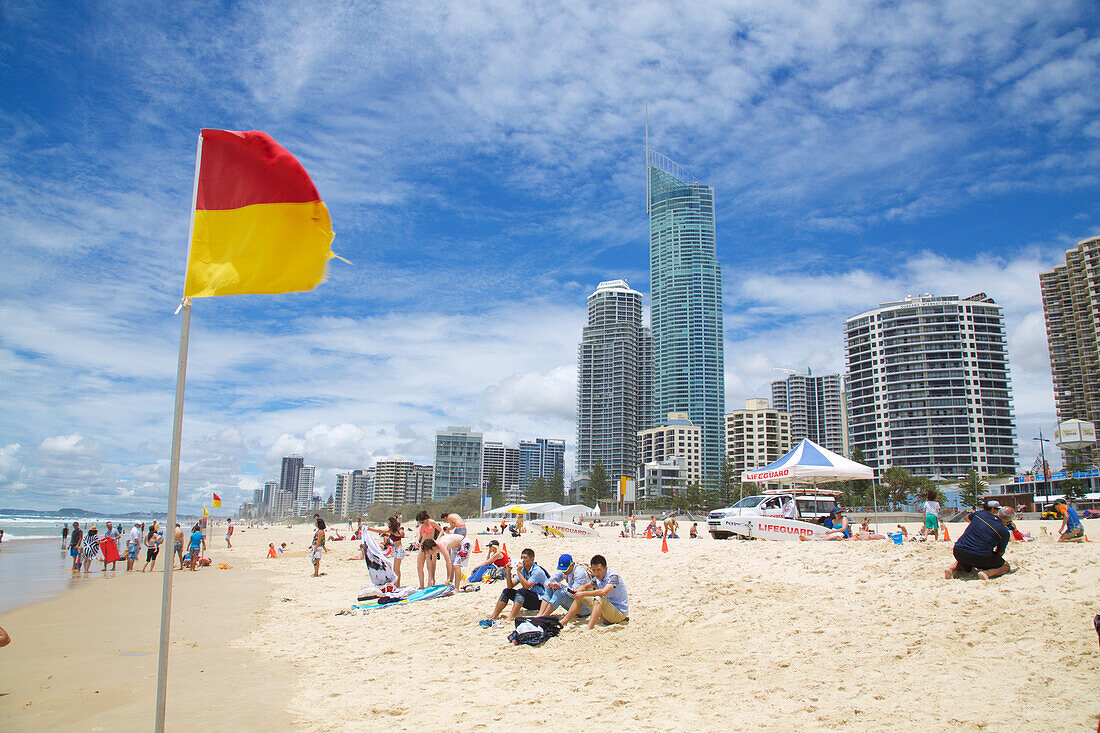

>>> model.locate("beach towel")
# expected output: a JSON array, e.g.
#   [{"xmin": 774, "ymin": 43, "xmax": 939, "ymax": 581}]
[
  {"xmin": 361, "ymin": 531, "xmax": 397, "ymax": 588},
  {"xmin": 351, "ymin": 584, "xmax": 454, "ymax": 611}
]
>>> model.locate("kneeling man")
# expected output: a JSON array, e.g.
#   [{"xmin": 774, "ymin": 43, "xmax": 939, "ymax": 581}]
[{"xmin": 945, "ymin": 506, "xmax": 1014, "ymax": 580}]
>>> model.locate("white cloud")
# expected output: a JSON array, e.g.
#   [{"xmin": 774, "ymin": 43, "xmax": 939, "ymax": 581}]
[{"xmin": 482, "ymin": 366, "xmax": 577, "ymax": 420}]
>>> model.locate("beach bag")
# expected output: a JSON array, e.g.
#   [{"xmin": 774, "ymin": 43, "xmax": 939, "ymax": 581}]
[{"xmin": 507, "ymin": 616, "xmax": 562, "ymax": 647}]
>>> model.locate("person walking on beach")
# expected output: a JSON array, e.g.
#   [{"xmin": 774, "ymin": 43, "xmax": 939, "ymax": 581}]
[
  {"xmin": 81, "ymin": 525, "xmax": 100, "ymax": 573},
  {"xmin": 944, "ymin": 506, "xmax": 1014, "ymax": 580},
  {"xmin": 61, "ymin": 523, "xmax": 69, "ymax": 550},
  {"xmin": 1054, "ymin": 498, "xmax": 1085, "ymax": 543},
  {"xmin": 188, "ymin": 523, "xmax": 205, "ymax": 571},
  {"xmin": 69, "ymin": 521, "xmax": 83, "ymax": 570},
  {"xmin": 310, "ymin": 516, "xmax": 327, "ymax": 577},
  {"xmin": 141, "ymin": 525, "xmax": 161, "ymax": 572},
  {"xmin": 225, "ymin": 517, "xmax": 234, "ymax": 549},
  {"xmin": 173, "ymin": 524, "xmax": 185, "ymax": 569},
  {"xmin": 126, "ymin": 522, "xmax": 142, "ymax": 571},
  {"xmin": 103, "ymin": 522, "xmax": 120, "ymax": 571},
  {"xmin": 415, "ymin": 510, "xmax": 442, "ymax": 588}
]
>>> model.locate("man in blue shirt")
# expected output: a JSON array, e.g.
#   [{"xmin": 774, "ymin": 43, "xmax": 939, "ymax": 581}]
[
  {"xmin": 481, "ymin": 548, "xmax": 549, "ymax": 626},
  {"xmin": 561, "ymin": 554, "xmax": 628, "ymax": 629},
  {"xmin": 945, "ymin": 506, "xmax": 1014, "ymax": 580},
  {"xmin": 188, "ymin": 524, "xmax": 206, "ymax": 571},
  {"xmin": 1054, "ymin": 498, "xmax": 1085, "ymax": 542},
  {"xmin": 540, "ymin": 553, "xmax": 591, "ymax": 617}
]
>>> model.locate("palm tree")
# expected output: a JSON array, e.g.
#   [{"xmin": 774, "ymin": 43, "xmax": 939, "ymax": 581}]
[{"xmin": 957, "ymin": 469, "xmax": 987, "ymax": 509}]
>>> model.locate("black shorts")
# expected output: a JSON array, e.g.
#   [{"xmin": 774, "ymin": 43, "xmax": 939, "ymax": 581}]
[
  {"xmin": 953, "ymin": 547, "xmax": 1006, "ymax": 572},
  {"xmin": 146, "ymin": 547, "xmax": 159, "ymax": 562},
  {"xmin": 498, "ymin": 587, "xmax": 542, "ymax": 611}
]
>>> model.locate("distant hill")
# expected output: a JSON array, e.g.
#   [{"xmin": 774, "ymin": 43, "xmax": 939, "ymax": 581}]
[{"xmin": 0, "ymin": 507, "xmax": 165, "ymax": 519}]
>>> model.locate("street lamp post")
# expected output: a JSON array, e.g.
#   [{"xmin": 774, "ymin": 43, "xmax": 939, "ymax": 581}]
[{"xmin": 1034, "ymin": 429, "xmax": 1051, "ymax": 501}]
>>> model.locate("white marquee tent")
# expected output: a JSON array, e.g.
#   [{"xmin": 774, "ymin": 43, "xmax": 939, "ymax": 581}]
[{"xmin": 483, "ymin": 502, "xmax": 599, "ymax": 521}]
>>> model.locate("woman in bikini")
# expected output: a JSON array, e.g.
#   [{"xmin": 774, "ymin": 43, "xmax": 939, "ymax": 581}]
[
  {"xmin": 367, "ymin": 516, "xmax": 406, "ymax": 586},
  {"xmin": 310, "ymin": 517, "xmax": 327, "ymax": 577},
  {"xmin": 415, "ymin": 511, "xmax": 442, "ymax": 588}
]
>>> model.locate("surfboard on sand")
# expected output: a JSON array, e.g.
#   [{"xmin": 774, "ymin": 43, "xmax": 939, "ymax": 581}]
[
  {"xmin": 100, "ymin": 537, "xmax": 120, "ymax": 563},
  {"xmin": 351, "ymin": 584, "xmax": 453, "ymax": 611}
]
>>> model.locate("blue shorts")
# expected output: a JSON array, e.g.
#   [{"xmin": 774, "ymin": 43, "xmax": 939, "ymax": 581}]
[{"xmin": 70, "ymin": 548, "xmax": 78, "ymax": 557}]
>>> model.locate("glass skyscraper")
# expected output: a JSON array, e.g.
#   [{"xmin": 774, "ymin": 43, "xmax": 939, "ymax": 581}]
[{"xmin": 647, "ymin": 150, "xmax": 725, "ymax": 482}]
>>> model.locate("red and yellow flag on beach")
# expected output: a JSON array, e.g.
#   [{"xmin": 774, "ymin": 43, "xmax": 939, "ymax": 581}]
[
  {"xmin": 212, "ymin": 492, "xmax": 222, "ymax": 508},
  {"xmin": 184, "ymin": 129, "xmax": 335, "ymax": 298}
]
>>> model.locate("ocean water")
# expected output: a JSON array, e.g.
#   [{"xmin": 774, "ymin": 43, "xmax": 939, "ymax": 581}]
[{"xmin": 0, "ymin": 515, "xmax": 164, "ymax": 616}]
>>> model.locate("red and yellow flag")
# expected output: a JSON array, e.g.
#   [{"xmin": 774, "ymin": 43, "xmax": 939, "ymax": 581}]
[
  {"xmin": 184, "ymin": 129, "xmax": 335, "ymax": 298},
  {"xmin": 212, "ymin": 492, "xmax": 222, "ymax": 508}
]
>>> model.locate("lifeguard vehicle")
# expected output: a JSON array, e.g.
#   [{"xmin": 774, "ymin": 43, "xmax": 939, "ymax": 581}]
[{"xmin": 707, "ymin": 489, "xmax": 843, "ymax": 540}]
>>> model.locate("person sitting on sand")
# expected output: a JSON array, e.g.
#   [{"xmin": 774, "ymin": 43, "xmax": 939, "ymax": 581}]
[
  {"xmin": 852, "ymin": 519, "xmax": 886, "ymax": 541},
  {"xmin": 278, "ymin": 542, "xmax": 286, "ymax": 554},
  {"xmin": 801, "ymin": 508, "xmax": 851, "ymax": 541},
  {"xmin": 481, "ymin": 548, "xmax": 549, "ymax": 626},
  {"xmin": 560, "ymin": 554, "xmax": 628, "ymax": 630},
  {"xmin": 540, "ymin": 553, "xmax": 591, "ymax": 617},
  {"xmin": 469, "ymin": 540, "xmax": 509, "ymax": 582},
  {"xmin": 689, "ymin": 522, "xmax": 698, "ymax": 539},
  {"xmin": 944, "ymin": 506, "xmax": 1015, "ymax": 580},
  {"xmin": 267, "ymin": 543, "xmax": 278, "ymax": 558},
  {"xmin": 1054, "ymin": 498, "xmax": 1085, "ymax": 543}
]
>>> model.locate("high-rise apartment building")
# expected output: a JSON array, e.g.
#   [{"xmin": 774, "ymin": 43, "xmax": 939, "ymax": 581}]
[
  {"xmin": 432, "ymin": 426, "xmax": 483, "ymax": 500},
  {"xmin": 333, "ymin": 472, "xmax": 353, "ymax": 517},
  {"xmin": 271, "ymin": 489, "xmax": 293, "ymax": 517},
  {"xmin": 280, "ymin": 454, "xmax": 304, "ymax": 507},
  {"xmin": 262, "ymin": 480, "xmax": 278, "ymax": 513},
  {"xmin": 373, "ymin": 458, "xmax": 424, "ymax": 505},
  {"xmin": 648, "ymin": 151, "xmax": 725, "ymax": 482},
  {"xmin": 1040, "ymin": 235, "xmax": 1100, "ymax": 463},
  {"xmin": 294, "ymin": 465, "xmax": 316, "ymax": 516},
  {"xmin": 408, "ymin": 464, "xmax": 433, "ymax": 504},
  {"xmin": 771, "ymin": 372, "xmax": 847, "ymax": 456},
  {"xmin": 725, "ymin": 399, "xmax": 792, "ymax": 479},
  {"xmin": 637, "ymin": 412, "xmax": 702, "ymax": 485},
  {"xmin": 482, "ymin": 442, "xmax": 521, "ymax": 503},
  {"xmin": 519, "ymin": 438, "xmax": 565, "ymax": 492},
  {"xmin": 349, "ymin": 469, "xmax": 372, "ymax": 515},
  {"xmin": 576, "ymin": 279, "xmax": 653, "ymax": 483},
  {"xmin": 845, "ymin": 294, "xmax": 1018, "ymax": 476}
]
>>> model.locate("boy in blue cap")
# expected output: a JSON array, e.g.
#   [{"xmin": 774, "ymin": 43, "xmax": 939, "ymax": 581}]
[{"xmin": 540, "ymin": 553, "xmax": 591, "ymax": 616}]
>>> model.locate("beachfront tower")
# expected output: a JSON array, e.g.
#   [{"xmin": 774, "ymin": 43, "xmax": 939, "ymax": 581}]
[
  {"xmin": 576, "ymin": 279, "xmax": 653, "ymax": 484},
  {"xmin": 771, "ymin": 371, "xmax": 848, "ymax": 456},
  {"xmin": 432, "ymin": 426, "xmax": 483, "ymax": 500},
  {"xmin": 1040, "ymin": 235, "xmax": 1100, "ymax": 465},
  {"xmin": 647, "ymin": 150, "xmax": 725, "ymax": 484},
  {"xmin": 845, "ymin": 294, "xmax": 1018, "ymax": 477}
]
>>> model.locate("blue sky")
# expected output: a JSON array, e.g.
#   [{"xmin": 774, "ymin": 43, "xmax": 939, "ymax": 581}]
[{"xmin": 1, "ymin": 1, "xmax": 1097, "ymax": 512}]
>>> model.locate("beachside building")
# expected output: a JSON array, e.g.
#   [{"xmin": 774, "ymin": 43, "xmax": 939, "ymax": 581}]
[
  {"xmin": 261, "ymin": 481, "xmax": 278, "ymax": 514},
  {"xmin": 648, "ymin": 150, "xmax": 725, "ymax": 483},
  {"xmin": 482, "ymin": 442, "xmax": 521, "ymax": 503},
  {"xmin": 1040, "ymin": 235, "xmax": 1100, "ymax": 464},
  {"xmin": 771, "ymin": 372, "xmax": 847, "ymax": 456},
  {"xmin": 637, "ymin": 412, "xmax": 703, "ymax": 486},
  {"xmin": 280, "ymin": 454, "xmax": 304, "ymax": 508},
  {"xmin": 294, "ymin": 465, "xmax": 316, "ymax": 516},
  {"xmin": 725, "ymin": 399, "xmax": 792, "ymax": 478},
  {"xmin": 348, "ymin": 468, "xmax": 373, "ymax": 515},
  {"xmin": 519, "ymin": 438, "xmax": 565, "ymax": 495},
  {"xmin": 845, "ymin": 293, "xmax": 1018, "ymax": 477},
  {"xmin": 271, "ymin": 489, "xmax": 294, "ymax": 517},
  {"xmin": 432, "ymin": 426, "xmax": 483, "ymax": 500},
  {"xmin": 333, "ymin": 472, "xmax": 353, "ymax": 517},
  {"xmin": 638, "ymin": 456, "xmax": 689, "ymax": 498},
  {"xmin": 576, "ymin": 279, "xmax": 653, "ymax": 484},
  {"xmin": 407, "ymin": 464, "xmax": 433, "ymax": 504}
]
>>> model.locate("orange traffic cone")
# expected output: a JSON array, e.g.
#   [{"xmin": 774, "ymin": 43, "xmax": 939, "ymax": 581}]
[
  {"xmin": 942, "ymin": 526, "xmax": 950, "ymax": 542},
  {"xmin": 661, "ymin": 534, "xmax": 669, "ymax": 553},
  {"xmin": 474, "ymin": 539, "xmax": 481, "ymax": 553},
  {"xmin": 502, "ymin": 543, "xmax": 508, "ymax": 555},
  {"xmin": 646, "ymin": 527, "xmax": 652, "ymax": 540}
]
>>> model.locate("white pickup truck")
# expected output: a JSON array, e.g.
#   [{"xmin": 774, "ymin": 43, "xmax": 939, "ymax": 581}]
[{"xmin": 707, "ymin": 492, "xmax": 841, "ymax": 540}]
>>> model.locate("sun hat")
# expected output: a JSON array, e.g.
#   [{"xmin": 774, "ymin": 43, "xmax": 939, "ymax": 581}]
[{"xmin": 557, "ymin": 554, "xmax": 573, "ymax": 571}]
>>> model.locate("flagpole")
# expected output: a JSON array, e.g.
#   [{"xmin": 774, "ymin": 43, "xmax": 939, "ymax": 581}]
[{"xmin": 155, "ymin": 133, "xmax": 202, "ymax": 733}]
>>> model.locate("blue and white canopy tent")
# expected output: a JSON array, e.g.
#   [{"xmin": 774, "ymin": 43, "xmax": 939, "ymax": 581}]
[{"xmin": 741, "ymin": 438, "xmax": 879, "ymax": 529}]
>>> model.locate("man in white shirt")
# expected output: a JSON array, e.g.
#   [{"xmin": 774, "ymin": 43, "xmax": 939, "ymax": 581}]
[
  {"xmin": 782, "ymin": 496, "xmax": 799, "ymax": 520},
  {"xmin": 127, "ymin": 523, "xmax": 143, "ymax": 571}
]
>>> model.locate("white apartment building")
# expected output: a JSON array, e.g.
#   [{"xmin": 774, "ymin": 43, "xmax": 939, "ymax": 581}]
[
  {"xmin": 637, "ymin": 412, "xmax": 702, "ymax": 485},
  {"xmin": 725, "ymin": 399, "xmax": 792, "ymax": 478}
]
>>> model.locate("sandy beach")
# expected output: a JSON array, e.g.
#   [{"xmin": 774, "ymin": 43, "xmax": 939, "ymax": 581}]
[{"xmin": 1, "ymin": 517, "xmax": 1097, "ymax": 731}]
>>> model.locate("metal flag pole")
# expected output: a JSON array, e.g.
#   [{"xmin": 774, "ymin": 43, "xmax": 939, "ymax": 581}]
[{"xmin": 155, "ymin": 133, "xmax": 202, "ymax": 733}]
